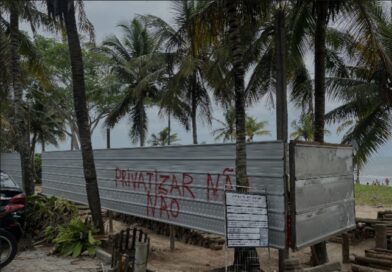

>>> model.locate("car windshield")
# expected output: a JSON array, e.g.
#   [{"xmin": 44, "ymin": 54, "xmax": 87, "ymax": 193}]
[{"xmin": 0, "ymin": 172, "xmax": 18, "ymax": 189}]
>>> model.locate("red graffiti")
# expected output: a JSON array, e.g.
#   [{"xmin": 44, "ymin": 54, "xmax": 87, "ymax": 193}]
[
  {"xmin": 206, "ymin": 168, "xmax": 234, "ymax": 201},
  {"xmin": 114, "ymin": 167, "xmax": 250, "ymax": 220},
  {"xmin": 146, "ymin": 191, "xmax": 180, "ymax": 219}
]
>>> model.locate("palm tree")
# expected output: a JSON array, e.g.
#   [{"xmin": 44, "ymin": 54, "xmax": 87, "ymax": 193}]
[
  {"xmin": 100, "ymin": 19, "xmax": 162, "ymax": 147},
  {"xmin": 275, "ymin": 4, "xmax": 288, "ymax": 143},
  {"xmin": 157, "ymin": 60, "xmax": 190, "ymax": 145},
  {"xmin": 9, "ymin": 2, "xmax": 34, "ymax": 196},
  {"xmin": 46, "ymin": 0, "xmax": 104, "ymax": 233},
  {"xmin": 27, "ymin": 85, "xmax": 66, "ymax": 153},
  {"xmin": 1, "ymin": 0, "xmax": 57, "ymax": 195},
  {"xmin": 225, "ymin": 0, "xmax": 258, "ymax": 269},
  {"xmin": 290, "ymin": 114, "xmax": 316, "ymax": 141},
  {"xmin": 194, "ymin": 0, "xmax": 268, "ymax": 268},
  {"xmin": 26, "ymin": 85, "xmax": 66, "ymax": 182},
  {"xmin": 326, "ymin": 6, "xmax": 392, "ymax": 186},
  {"xmin": 246, "ymin": 117, "xmax": 270, "ymax": 143},
  {"xmin": 140, "ymin": 0, "xmax": 213, "ymax": 144},
  {"xmin": 148, "ymin": 127, "xmax": 180, "ymax": 146},
  {"xmin": 212, "ymin": 107, "xmax": 236, "ymax": 143},
  {"xmin": 291, "ymin": 1, "xmax": 380, "ymax": 262}
]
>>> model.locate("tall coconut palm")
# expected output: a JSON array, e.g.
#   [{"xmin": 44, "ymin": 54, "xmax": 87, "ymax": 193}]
[
  {"xmin": 212, "ymin": 107, "xmax": 236, "ymax": 143},
  {"xmin": 140, "ymin": 0, "xmax": 213, "ymax": 144},
  {"xmin": 326, "ymin": 5, "xmax": 392, "ymax": 187},
  {"xmin": 275, "ymin": 5, "xmax": 288, "ymax": 143},
  {"xmin": 46, "ymin": 0, "xmax": 104, "ymax": 233},
  {"xmin": 246, "ymin": 117, "xmax": 270, "ymax": 143},
  {"xmin": 225, "ymin": 0, "xmax": 259, "ymax": 269},
  {"xmin": 157, "ymin": 61, "xmax": 190, "ymax": 145},
  {"xmin": 291, "ymin": 113, "xmax": 330, "ymax": 141},
  {"xmin": 148, "ymin": 127, "xmax": 180, "ymax": 146},
  {"xmin": 0, "ymin": 1, "xmax": 53, "ymax": 160},
  {"xmin": 100, "ymin": 19, "xmax": 162, "ymax": 147},
  {"xmin": 27, "ymin": 85, "xmax": 66, "ymax": 153},
  {"xmin": 291, "ymin": 1, "xmax": 380, "ymax": 263},
  {"xmin": 193, "ymin": 0, "xmax": 269, "ymax": 268},
  {"xmin": 9, "ymin": 2, "xmax": 34, "ymax": 196}
]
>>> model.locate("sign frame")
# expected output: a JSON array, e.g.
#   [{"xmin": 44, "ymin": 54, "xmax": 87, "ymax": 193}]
[
  {"xmin": 225, "ymin": 191, "xmax": 269, "ymax": 248},
  {"xmin": 289, "ymin": 140, "xmax": 356, "ymax": 250}
]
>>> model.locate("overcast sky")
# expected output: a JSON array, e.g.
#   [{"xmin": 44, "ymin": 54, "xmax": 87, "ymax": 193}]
[{"xmin": 28, "ymin": 1, "xmax": 392, "ymax": 159}]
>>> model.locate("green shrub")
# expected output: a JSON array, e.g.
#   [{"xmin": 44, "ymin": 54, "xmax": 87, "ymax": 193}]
[
  {"xmin": 53, "ymin": 218, "xmax": 101, "ymax": 257},
  {"xmin": 25, "ymin": 195, "xmax": 78, "ymax": 240}
]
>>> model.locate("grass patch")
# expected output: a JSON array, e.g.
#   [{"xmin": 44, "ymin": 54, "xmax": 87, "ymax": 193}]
[{"xmin": 355, "ymin": 184, "xmax": 392, "ymax": 206}]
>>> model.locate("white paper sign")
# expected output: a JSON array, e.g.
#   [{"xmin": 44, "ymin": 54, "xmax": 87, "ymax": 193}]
[{"xmin": 225, "ymin": 192, "xmax": 268, "ymax": 248}]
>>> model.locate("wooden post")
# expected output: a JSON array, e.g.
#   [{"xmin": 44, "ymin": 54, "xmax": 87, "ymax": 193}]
[
  {"xmin": 375, "ymin": 224, "xmax": 387, "ymax": 249},
  {"xmin": 279, "ymin": 248, "xmax": 289, "ymax": 271},
  {"xmin": 125, "ymin": 228, "xmax": 130, "ymax": 250},
  {"xmin": 119, "ymin": 230, "xmax": 124, "ymax": 251},
  {"xmin": 342, "ymin": 233, "xmax": 350, "ymax": 263},
  {"xmin": 352, "ymin": 264, "xmax": 388, "ymax": 272},
  {"xmin": 303, "ymin": 261, "xmax": 341, "ymax": 272},
  {"xmin": 170, "ymin": 225, "xmax": 175, "ymax": 251},
  {"xmin": 354, "ymin": 254, "xmax": 392, "ymax": 267},
  {"xmin": 131, "ymin": 228, "xmax": 137, "ymax": 251},
  {"xmin": 108, "ymin": 211, "xmax": 113, "ymax": 233}
]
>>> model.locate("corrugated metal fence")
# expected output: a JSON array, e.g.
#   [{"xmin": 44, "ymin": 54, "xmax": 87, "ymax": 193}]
[
  {"xmin": 3, "ymin": 141, "xmax": 356, "ymax": 251},
  {"xmin": 0, "ymin": 152, "xmax": 22, "ymax": 187},
  {"xmin": 42, "ymin": 141, "xmax": 287, "ymax": 249}
]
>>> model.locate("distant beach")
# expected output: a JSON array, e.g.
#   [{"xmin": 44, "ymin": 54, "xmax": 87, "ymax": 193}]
[{"xmin": 359, "ymin": 156, "xmax": 392, "ymax": 185}]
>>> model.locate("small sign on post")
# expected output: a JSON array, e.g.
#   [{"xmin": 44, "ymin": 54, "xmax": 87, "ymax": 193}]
[{"xmin": 225, "ymin": 192, "xmax": 268, "ymax": 248}]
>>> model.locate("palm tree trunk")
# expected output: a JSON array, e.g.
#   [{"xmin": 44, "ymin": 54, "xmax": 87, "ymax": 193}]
[
  {"xmin": 356, "ymin": 165, "xmax": 360, "ymax": 184},
  {"xmin": 0, "ymin": 10, "xmax": 8, "ymax": 94},
  {"xmin": 191, "ymin": 74, "xmax": 198, "ymax": 144},
  {"xmin": 311, "ymin": 0, "xmax": 329, "ymax": 265},
  {"xmin": 10, "ymin": 6, "xmax": 34, "ymax": 196},
  {"xmin": 314, "ymin": 1, "xmax": 327, "ymax": 143},
  {"xmin": 140, "ymin": 101, "xmax": 145, "ymax": 147},
  {"xmin": 168, "ymin": 110, "xmax": 171, "ymax": 145},
  {"xmin": 71, "ymin": 123, "xmax": 80, "ymax": 150},
  {"xmin": 275, "ymin": 9, "xmax": 288, "ymax": 143},
  {"xmin": 106, "ymin": 127, "xmax": 111, "ymax": 149},
  {"xmin": 70, "ymin": 131, "xmax": 75, "ymax": 150},
  {"xmin": 30, "ymin": 134, "xmax": 40, "ymax": 184},
  {"xmin": 226, "ymin": 0, "xmax": 259, "ymax": 270},
  {"xmin": 275, "ymin": 9, "xmax": 290, "ymax": 270},
  {"xmin": 63, "ymin": 1, "xmax": 104, "ymax": 233},
  {"xmin": 41, "ymin": 139, "xmax": 45, "ymax": 153}
]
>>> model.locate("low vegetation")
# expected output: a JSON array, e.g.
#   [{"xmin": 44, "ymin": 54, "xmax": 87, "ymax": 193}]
[
  {"xmin": 25, "ymin": 195, "xmax": 78, "ymax": 240},
  {"xmin": 52, "ymin": 218, "xmax": 101, "ymax": 257},
  {"xmin": 355, "ymin": 184, "xmax": 392, "ymax": 207},
  {"xmin": 25, "ymin": 195, "xmax": 101, "ymax": 257}
]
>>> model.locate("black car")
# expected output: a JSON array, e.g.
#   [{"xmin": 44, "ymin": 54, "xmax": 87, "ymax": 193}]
[{"xmin": 0, "ymin": 170, "xmax": 26, "ymax": 237}]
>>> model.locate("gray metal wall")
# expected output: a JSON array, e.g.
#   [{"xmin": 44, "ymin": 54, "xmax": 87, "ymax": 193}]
[
  {"xmin": 290, "ymin": 142, "xmax": 355, "ymax": 249},
  {"xmin": 0, "ymin": 153, "xmax": 22, "ymax": 187},
  {"xmin": 42, "ymin": 141, "xmax": 287, "ymax": 249}
]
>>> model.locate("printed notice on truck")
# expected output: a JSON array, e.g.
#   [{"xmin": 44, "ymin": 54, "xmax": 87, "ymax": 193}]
[{"xmin": 225, "ymin": 192, "xmax": 268, "ymax": 248}]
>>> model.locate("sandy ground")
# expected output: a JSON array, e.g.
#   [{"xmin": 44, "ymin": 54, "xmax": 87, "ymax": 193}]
[
  {"xmin": 2, "ymin": 246, "xmax": 102, "ymax": 272},
  {"xmin": 105, "ymin": 205, "xmax": 383, "ymax": 272},
  {"xmin": 2, "ymin": 205, "xmax": 385, "ymax": 272}
]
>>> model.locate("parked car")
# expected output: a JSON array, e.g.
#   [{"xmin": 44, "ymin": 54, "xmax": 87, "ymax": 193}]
[{"xmin": 0, "ymin": 170, "xmax": 26, "ymax": 269}]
